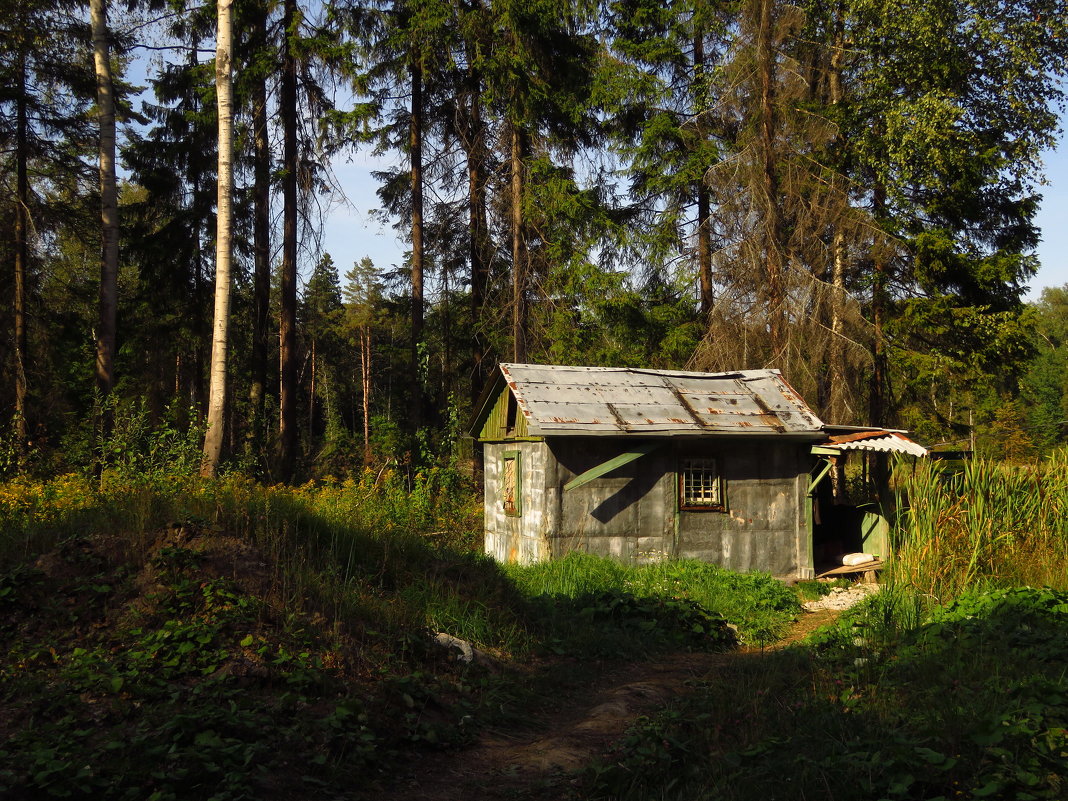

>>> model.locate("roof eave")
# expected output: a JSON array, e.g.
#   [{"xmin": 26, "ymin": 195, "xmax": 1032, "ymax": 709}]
[{"xmin": 533, "ymin": 428, "xmax": 825, "ymax": 439}]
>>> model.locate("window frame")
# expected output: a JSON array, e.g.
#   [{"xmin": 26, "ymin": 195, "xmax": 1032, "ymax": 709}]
[
  {"xmin": 502, "ymin": 450, "xmax": 522, "ymax": 517},
  {"xmin": 677, "ymin": 457, "xmax": 725, "ymax": 512}
]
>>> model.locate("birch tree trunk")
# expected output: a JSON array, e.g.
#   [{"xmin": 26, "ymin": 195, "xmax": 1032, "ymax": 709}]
[
  {"xmin": 201, "ymin": 0, "xmax": 234, "ymax": 476},
  {"xmin": 92, "ymin": 0, "xmax": 119, "ymax": 408}
]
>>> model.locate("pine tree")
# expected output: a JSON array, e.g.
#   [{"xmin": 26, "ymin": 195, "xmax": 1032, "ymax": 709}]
[
  {"xmin": 91, "ymin": 0, "xmax": 119, "ymax": 408},
  {"xmin": 0, "ymin": 0, "xmax": 94, "ymax": 454}
]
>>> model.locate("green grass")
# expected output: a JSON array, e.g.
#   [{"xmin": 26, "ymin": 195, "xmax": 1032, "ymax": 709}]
[
  {"xmin": 0, "ymin": 470, "xmax": 807, "ymax": 800},
  {"xmin": 30, "ymin": 451, "xmax": 1068, "ymax": 801},
  {"xmin": 507, "ymin": 552, "xmax": 800, "ymax": 645},
  {"xmin": 588, "ymin": 585, "xmax": 1068, "ymax": 801},
  {"xmin": 580, "ymin": 453, "xmax": 1068, "ymax": 801}
]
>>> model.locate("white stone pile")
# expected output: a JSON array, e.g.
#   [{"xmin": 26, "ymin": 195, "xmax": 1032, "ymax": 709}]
[{"xmin": 803, "ymin": 582, "xmax": 880, "ymax": 611}]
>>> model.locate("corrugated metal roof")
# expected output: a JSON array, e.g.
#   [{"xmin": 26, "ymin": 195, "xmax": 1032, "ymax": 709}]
[
  {"xmin": 824, "ymin": 430, "xmax": 928, "ymax": 457},
  {"xmin": 499, "ymin": 363, "xmax": 825, "ymax": 437}
]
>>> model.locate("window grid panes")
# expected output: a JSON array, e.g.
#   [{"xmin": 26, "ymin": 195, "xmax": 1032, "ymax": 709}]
[{"xmin": 681, "ymin": 458, "xmax": 721, "ymax": 508}]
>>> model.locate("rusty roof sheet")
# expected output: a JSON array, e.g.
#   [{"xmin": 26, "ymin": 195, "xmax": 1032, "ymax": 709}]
[{"xmin": 499, "ymin": 363, "xmax": 825, "ymax": 436}]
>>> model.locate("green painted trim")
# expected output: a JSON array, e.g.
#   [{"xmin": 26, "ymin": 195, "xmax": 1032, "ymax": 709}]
[
  {"xmin": 563, "ymin": 441, "xmax": 661, "ymax": 491},
  {"xmin": 478, "ymin": 436, "xmax": 544, "ymax": 443},
  {"xmin": 804, "ymin": 473, "xmax": 814, "ymax": 573},
  {"xmin": 810, "ymin": 445, "xmax": 841, "ymax": 456},
  {"xmin": 473, "ymin": 379, "xmax": 531, "ymax": 441},
  {"xmin": 502, "ymin": 450, "xmax": 521, "ymax": 517},
  {"xmin": 808, "ymin": 457, "xmax": 834, "ymax": 493}
]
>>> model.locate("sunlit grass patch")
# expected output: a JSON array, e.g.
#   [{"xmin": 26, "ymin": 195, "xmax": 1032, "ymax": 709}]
[{"xmin": 507, "ymin": 552, "xmax": 800, "ymax": 646}]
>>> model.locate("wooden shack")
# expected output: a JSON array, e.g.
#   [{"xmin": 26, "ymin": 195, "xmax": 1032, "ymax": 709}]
[{"xmin": 470, "ymin": 363, "xmax": 927, "ymax": 579}]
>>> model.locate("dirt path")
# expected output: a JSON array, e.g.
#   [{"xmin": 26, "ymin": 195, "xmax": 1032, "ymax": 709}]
[{"xmin": 375, "ymin": 608, "xmax": 841, "ymax": 801}]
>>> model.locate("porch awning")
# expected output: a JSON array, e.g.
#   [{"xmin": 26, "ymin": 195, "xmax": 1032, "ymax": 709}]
[{"xmin": 818, "ymin": 430, "xmax": 928, "ymax": 458}]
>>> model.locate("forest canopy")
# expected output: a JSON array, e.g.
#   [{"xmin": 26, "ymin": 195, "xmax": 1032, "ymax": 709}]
[{"xmin": 2, "ymin": 0, "xmax": 1067, "ymax": 480}]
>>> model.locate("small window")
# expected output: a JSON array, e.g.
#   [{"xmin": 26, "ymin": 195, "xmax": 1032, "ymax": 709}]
[
  {"xmin": 679, "ymin": 458, "xmax": 723, "ymax": 511},
  {"xmin": 502, "ymin": 450, "xmax": 521, "ymax": 516}
]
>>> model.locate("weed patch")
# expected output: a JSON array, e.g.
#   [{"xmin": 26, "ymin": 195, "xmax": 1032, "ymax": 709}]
[
  {"xmin": 892, "ymin": 453, "xmax": 1068, "ymax": 603},
  {"xmin": 0, "ymin": 475, "xmax": 805, "ymax": 800},
  {"xmin": 588, "ymin": 586, "xmax": 1068, "ymax": 801}
]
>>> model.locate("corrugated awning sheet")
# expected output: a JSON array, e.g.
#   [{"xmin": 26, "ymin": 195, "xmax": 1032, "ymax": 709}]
[
  {"xmin": 500, "ymin": 363, "xmax": 825, "ymax": 436},
  {"xmin": 824, "ymin": 431, "xmax": 928, "ymax": 457}
]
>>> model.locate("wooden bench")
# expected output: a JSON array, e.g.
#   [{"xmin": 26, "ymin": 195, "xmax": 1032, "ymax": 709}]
[{"xmin": 815, "ymin": 558, "xmax": 884, "ymax": 583}]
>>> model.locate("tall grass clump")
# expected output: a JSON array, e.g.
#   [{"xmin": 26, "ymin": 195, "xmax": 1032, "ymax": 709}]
[{"xmin": 892, "ymin": 449, "xmax": 1068, "ymax": 606}]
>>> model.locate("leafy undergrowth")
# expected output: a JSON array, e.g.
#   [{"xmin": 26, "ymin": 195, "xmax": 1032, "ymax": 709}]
[
  {"xmin": 0, "ymin": 528, "xmax": 487, "ymax": 800},
  {"xmin": 588, "ymin": 585, "xmax": 1068, "ymax": 801},
  {"xmin": 0, "ymin": 483, "xmax": 794, "ymax": 800}
]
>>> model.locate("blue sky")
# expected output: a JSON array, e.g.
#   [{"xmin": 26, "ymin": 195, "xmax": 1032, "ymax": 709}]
[
  {"xmin": 1032, "ymin": 141, "xmax": 1068, "ymax": 299},
  {"xmin": 322, "ymin": 136, "xmax": 1068, "ymax": 303}
]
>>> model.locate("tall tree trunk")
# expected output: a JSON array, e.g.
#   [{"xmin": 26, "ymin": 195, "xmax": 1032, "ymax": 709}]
[
  {"xmin": 360, "ymin": 327, "xmax": 372, "ymax": 464},
  {"xmin": 278, "ymin": 0, "xmax": 299, "ymax": 482},
  {"xmin": 827, "ymin": 17, "xmax": 847, "ymax": 425},
  {"xmin": 187, "ymin": 38, "xmax": 206, "ymax": 413},
  {"xmin": 870, "ymin": 260, "xmax": 887, "ymax": 428},
  {"xmin": 248, "ymin": 4, "xmax": 271, "ymax": 472},
  {"xmin": 829, "ymin": 229, "xmax": 850, "ymax": 502},
  {"xmin": 869, "ymin": 184, "xmax": 887, "ymax": 430},
  {"xmin": 757, "ymin": 0, "xmax": 785, "ymax": 360},
  {"xmin": 442, "ymin": 261, "xmax": 451, "ymax": 394},
  {"xmin": 510, "ymin": 122, "xmax": 527, "ymax": 363},
  {"xmin": 201, "ymin": 0, "xmax": 234, "ymax": 476},
  {"xmin": 697, "ymin": 184, "xmax": 713, "ymax": 319},
  {"xmin": 409, "ymin": 55, "xmax": 424, "ymax": 442},
  {"xmin": 826, "ymin": 4, "xmax": 850, "ymax": 502},
  {"xmin": 466, "ymin": 29, "xmax": 490, "ymax": 401},
  {"xmin": 92, "ymin": 0, "xmax": 119, "ymax": 446},
  {"xmin": 14, "ymin": 50, "xmax": 28, "ymax": 457},
  {"xmin": 308, "ymin": 339, "xmax": 316, "ymax": 440},
  {"xmin": 869, "ymin": 182, "xmax": 889, "ymax": 503},
  {"xmin": 694, "ymin": 32, "xmax": 713, "ymax": 319}
]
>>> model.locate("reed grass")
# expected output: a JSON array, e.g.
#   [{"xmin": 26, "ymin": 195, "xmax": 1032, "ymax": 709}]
[{"xmin": 891, "ymin": 448, "xmax": 1068, "ymax": 607}]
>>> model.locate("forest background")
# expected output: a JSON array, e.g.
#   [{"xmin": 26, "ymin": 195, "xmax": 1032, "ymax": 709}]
[{"xmin": 4, "ymin": 0, "xmax": 1068, "ymax": 482}]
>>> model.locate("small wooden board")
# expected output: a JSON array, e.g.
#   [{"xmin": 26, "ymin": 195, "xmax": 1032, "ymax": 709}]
[{"xmin": 816, "ymin": 559, "xmax": 884, "ymax": 582}]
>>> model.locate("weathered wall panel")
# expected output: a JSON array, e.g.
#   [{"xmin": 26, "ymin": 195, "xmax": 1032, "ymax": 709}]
[
  {"xmin": 484, "ymin": 435, "xmax": 814, "ymax": 578},
  {"xmin": 675, "ymin": 439, "xmax": 807, "ymax": 576},
  {"xmin": 477, "ymin": 385, "xmax": 529, "ymax": 441},
  {"xmin": 547, "ymin": 440, "xmax": 675, "ymax": 564},
  {"xmin": 483, "ymin": 441, "xmax": 548, "ymax": 564}
]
